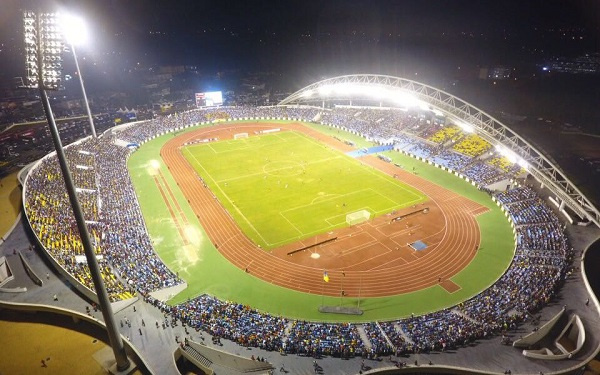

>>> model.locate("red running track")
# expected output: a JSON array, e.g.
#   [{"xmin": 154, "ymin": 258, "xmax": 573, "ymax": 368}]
[{"xmin": 160, "ymin": 123, "xmax": 486, "ymax": 297}]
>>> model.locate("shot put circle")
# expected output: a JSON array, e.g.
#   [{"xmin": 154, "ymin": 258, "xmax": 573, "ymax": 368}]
[{"xmin": 263, "ymin": 161, "xmax": 305, "ymax": 177}]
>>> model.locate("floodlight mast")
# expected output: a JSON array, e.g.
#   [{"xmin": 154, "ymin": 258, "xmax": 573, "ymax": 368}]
[
  {"xmin": 70, "ymin": 43, "xmax": 96, "ymax": 137},
  {"xmin": 27, "ymin": 11, "xmax": 130, "ymax": 372},
  {"xmin": 62, "ymin": 14, "xmax": 96, "ymax": 138}
]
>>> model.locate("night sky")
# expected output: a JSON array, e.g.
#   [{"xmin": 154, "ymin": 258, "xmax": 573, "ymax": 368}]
[
  {"xmin": 1, "ymin": 0, "xmax": 599, "ymax": 75},
  {"xmin": 0, "ymin": 1, "xmax": 599, "ymax": 204}
]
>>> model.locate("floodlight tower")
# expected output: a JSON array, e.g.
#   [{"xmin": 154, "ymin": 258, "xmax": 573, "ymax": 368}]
[
  {"xmin": 23, "ymin": 11, "xmax": 131, "ymax": 372},
  {"xmin": 62, "ymin": 14, "xmax": 96, "ymax": 138}
]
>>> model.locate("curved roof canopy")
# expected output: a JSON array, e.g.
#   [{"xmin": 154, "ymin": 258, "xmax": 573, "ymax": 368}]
[{"xmin": 279, "ymin": 74, "xmax": 600, "ymax": 227}]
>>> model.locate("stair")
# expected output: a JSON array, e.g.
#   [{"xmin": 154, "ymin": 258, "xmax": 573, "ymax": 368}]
[
  {"xmin": 356, "ymin": 325, "xmax": 373, "ymax": 350},
  {"xmin": 183, "ymin": 344, "xmax": 213, "ymax": 369},
  {"xmin": 394, "ymin": 323, "xmax": 414, "ymax": 345}
]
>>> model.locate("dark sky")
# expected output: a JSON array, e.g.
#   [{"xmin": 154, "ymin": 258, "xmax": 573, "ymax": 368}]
[
  {"xmin": 5, "ymin": 0, "xmax": 595, "ymax": 32},
  {"xmin": 3, "ymin": 0, "xmax": 599, "ymax": 41},
  {"xmin": 0, "ymin": 0, "xmax": 599, "ymax": 77}
]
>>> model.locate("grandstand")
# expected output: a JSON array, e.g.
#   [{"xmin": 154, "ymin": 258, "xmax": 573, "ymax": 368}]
[{"xmin": 7, "ymin": 75, "xmax": 599, "ymax": 375}]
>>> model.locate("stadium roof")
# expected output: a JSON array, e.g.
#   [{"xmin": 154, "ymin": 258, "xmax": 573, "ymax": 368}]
[{"xmin": 279, "ymin": 74, "xmax": 600, "ymax": 228}]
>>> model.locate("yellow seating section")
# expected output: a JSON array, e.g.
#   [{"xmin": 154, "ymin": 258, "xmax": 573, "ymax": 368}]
[
  {"xmin": 453, "ymin": 134, "xmax": 492, "ymax": 157},
  {"xmin": 205, "ymin": 111, "xmax": 231, "ymax": 121},
  {"xmin": 27, "ymin": 192, "xmax": 133, "ymax": 302},
  {"xmin": 429, "ymin": 126, "xmax": 461, "ymax": 143},
  {"xmin": 488, "ymin": 156, "xmax": 515, "ymax": 172}
]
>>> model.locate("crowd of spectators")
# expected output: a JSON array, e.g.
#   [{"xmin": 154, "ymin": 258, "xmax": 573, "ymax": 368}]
[
  {"xmin": 160, "ymin": 294, "xmax": 288, "ymax": 351},
  {"xmin": 452, "ymin": 134, "xmax": 492, "ymax": 157},
  {"xmin": 23, "ymin": 106, "xmax": 571, "ymax": 360},
  {"xmin": 495, "ymin": 186, "xmax": 539, "ymax": 205},
  {"xmin": 362, "ymin": 322, "xmax": 396, "ymax": 357},
  {"xmin": 462, "ymin": 160, "xmax": 507, "ymax": 185},
  {"xmin": 317, "ymin": 107, "xmax": 524, "ymax": 187},
  {"xmin": 488, "ymin": 156, "xmax": 524, "ymax": 175},
  {"xmin": 284, "ymin": 321, "xmax": 364, "ymax": 358},
  {"xmin": 428, "ymin": 125, "xmax": 461, "ymax": 144},
  {"xmin": 430, "ymin": 149, "xmax": 472, "ymax": 171}
]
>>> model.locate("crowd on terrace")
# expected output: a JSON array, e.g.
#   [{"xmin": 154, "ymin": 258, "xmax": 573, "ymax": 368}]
[{"xmin": 24, "ymin": 106, "xmax": 572, "ymax": 358}]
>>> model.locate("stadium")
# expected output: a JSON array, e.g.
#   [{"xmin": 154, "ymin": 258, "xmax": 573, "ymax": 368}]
[{"xmin": 3, "ymin": 74, "xmax": 600, "ymax": 374}]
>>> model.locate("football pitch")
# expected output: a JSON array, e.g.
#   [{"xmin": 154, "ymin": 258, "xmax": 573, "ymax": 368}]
[{"xmin": 182, "ymin": 130, "xmax": 427, "ymax": 249}]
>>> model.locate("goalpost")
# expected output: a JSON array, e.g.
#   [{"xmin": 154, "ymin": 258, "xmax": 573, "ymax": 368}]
[
  {"xmin": 234, "ymin": 133, "xmax": 249, "ymax": 140},
  {"xmin": 346, "ymin": 209, "xmax": 371, "ymax": 226}
]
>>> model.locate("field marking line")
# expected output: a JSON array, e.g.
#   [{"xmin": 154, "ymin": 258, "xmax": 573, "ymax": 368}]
[
  {"xmin": 332, "ymin": 231, "xmax": 379, "ymax": 255},
  {"xmin": 216, "ymin": 155, "xmax": 342, "ymax": 183},
  {"xmin": 152, "ymin": 175, "xmax": 189, "ymax": 246},
  {"xmin": 181, "ymin": 147, "xmax": 272, "ymax": 246},
  {"xmin": 302, "ymin": 133, "xmax": 428, "ymax": 205},
  {"xmin": 279, "ymin": 188, "xmax": 373, "ymax": 217},
  {"xmin": 278, "ymin": 212, "xmax": 304, "ymax": 236},
  {"xmin": 359, "ymin": 159, "xmax": 426, "ymax": 203},
  {"xmin": 158, "ymin": 170, "xmax": 190, "ymax": 226},
  {"xmin": 324, "ymin": 205, "xmax": 373, "ymax": 226},
  {"xmin": 190, "ymin": 134, "xmax": 262, "ymax": 155},
  {"xmin": 293, "ymin": 130, "xmax": 348, "ymax": 157},
  {"xmin": 310, "ymin": 193, "xmax": 341, "ymax": 204},
  {"xmin": 382, "ymin": 224, "xmax": 423, "ymax": 238},
  {"xmin": 362, "ymin": 187, "xmax": 404, "ymax": 209},
  {"xmin": 351, "ymin": 250, "xmax": 401, "ymax": 270}
]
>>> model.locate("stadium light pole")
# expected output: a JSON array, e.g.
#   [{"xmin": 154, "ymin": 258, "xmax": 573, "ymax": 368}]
[
  {"xmin": 23, "ymin": 11, "xmax": 130, "ymax": 372},
  {"xmin": 61, "ymin": 14, "xmax": 96, "ymax": 138}
]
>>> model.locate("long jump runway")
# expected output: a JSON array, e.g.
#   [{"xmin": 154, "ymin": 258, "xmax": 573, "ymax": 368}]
[{"xmin": 160, "ymin": 123, "xmax": 486, "ymax": 297}]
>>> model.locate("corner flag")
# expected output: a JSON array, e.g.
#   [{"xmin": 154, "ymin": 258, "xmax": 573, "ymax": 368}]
[{"xmin": 323, "ymin": 271, "xmax": 329, "ymax": 283}]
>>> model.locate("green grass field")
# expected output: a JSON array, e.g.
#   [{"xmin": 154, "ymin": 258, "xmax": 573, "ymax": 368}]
[
  {"xmin": 128, "ymin": 120, "xmax": 515, "ymax": 322},
  {"xmin": 182, "ymin": 131, "xmax": 427, "ymax": 249}
]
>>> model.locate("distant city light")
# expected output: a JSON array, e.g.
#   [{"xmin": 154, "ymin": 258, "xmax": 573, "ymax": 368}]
[{"xmin": 542, "ymin": 67, "xmax": 548, "ymax": 71}]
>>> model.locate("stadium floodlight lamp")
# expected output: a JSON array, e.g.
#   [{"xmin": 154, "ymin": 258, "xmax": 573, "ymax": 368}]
[
  {"xmin": 500, "ymin": 147, "xmax": 518, "ymax": 164},
  {"xmin": 363, "ymin": 85, "xmax": 387, "ymax": 98},
  {"xmin": 318, "ymin": 84, "xmax": 334, "ymax": 96},
  {"xmin": 517, "ymin": 158, "xmax": 529, "ymax": 171},
  {"xmin": 391, "ymin": 90, "xmax": 422, "ymax": 108},
  {"xmin": 333, "ymin": 82, "xmax": 354, "ymax": 96},
  {"xmin": 301, "ymin": 89, "xmax": 313, "ymax": 98},
  {"xmin": 23, "ymin": 11, "xmax": 64, "ymax": 90},
  {"xmin": 457, "ymin": 121, "xmax": 474, "ymax": 133},
  {"xmin": 60, "ymin": 13, "xmax": 87, "ymax": 46}
]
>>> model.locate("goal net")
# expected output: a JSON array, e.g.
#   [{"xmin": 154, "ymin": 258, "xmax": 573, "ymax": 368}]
[
  {"xmin": 234, "ymin": 133, "xmax": 249, "ymax": 140},
  {"xmin": 346, "ymin": 209, "xmax": 371, "ymax": 226}
]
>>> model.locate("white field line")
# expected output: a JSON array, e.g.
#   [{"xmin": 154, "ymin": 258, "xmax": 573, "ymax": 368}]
[
  {"xmin": 182, "ymin": 147, "xmax": 271, "ymax": 246},
  {"xmin": 217, "ymin": 155, "xmax": 342, "ymax": 184}
]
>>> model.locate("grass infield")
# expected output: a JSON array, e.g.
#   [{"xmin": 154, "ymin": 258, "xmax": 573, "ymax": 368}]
[
  {"xmin": 128, "ymin": 121, "xmax": 514, "ymax": 322},
  {"xmin": 181, "ymin": 130, "xmax": 426, "ymax": 249}
]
